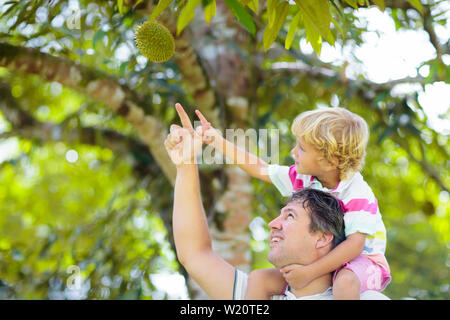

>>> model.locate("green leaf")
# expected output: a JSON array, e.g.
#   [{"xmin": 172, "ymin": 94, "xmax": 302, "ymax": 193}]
[
  {"xmin": 247, "ymin": 0, "xmax": 258, "ymax": 13},
  {"xmin": 223, "ymin": 0, "xmax": 256, "ymax": 36},
  {"xmin": 404, "ymin": 123, "xmax": 422, "ymax": 138},
  {"xmin": 117, "ymin": 0, "xmax": 123, "ymax": 14},
  {"xmin": 93, "ymin": 30, "xmax": 106, "ymax": 48},
  {"xmin": 204, "ymin": 0, "xmax": 216, "ymax": 24},
  {"xmin": 373, "ymin": 91, "xmax": 389, "ymax": 106},
  {"xmin": 330, "ymin": 16, "xmax": 343, "ymax": 36},
  {"xmin": 294, "ymin": 0, "xmax": 331, "ymax": 40},
  {"xmin": 149, "ymin": 0, "xmax": 174, "ymax": 23},
  {"xmin": 0, "ymin": 0, "xmax": 19, "ymax": 18},
  {"xmin": 303, "ymin": 16, "xmax": 322, "ymax": 55},
  {"xmin": 268, "ymin": 0, "xmax": 277, "ymax": 28},
  {"xmin": 406, "ymin": 0, "xmax": 423, "ymax": 15},
  {"xmin": 119, "ymin": 61, "xmax": 128, "ymax": 75},
  {"xmin": 239, "ymin": 0, "xmax": 252, "ymax": 6},
  {"xmin": 324, "ymin": 74, "xmax": 339, "ymax": 89},
  {"xmin": 177, "ymin": 0, "xmax": 202, "ymax": 35},
  {"xmin": 377, "ymin": 125, "xmax": 395, "ymax": 144},
  {"xmin": 325, "ymin": 27, "xmax": 335, "ymax": 46},
  {"xmin": 133, "ymin": 0, "xmax": 145, "ymax": 9},
  {"xmin": 425, "ymin": 61, "xmax": 438, "ymax": 84},
  {"xmin": 371, "ymin": 0, "xmax": 385, "ymax": 11},
  {"xmin": 344, "ymin": 0, "xmax": 358, "ymax": 9},
  {"xmin": 263, "ymin": 1, "xmax": 289, "ymax": 51},
  {"xmin": 285, "ymin": 11, "xmax": 301, "ymax": 50}
]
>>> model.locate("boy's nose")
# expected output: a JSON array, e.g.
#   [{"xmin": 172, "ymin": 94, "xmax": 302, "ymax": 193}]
[{"xmin": 290, "ymin": 147, "xmax": 297, "ymax": 159}]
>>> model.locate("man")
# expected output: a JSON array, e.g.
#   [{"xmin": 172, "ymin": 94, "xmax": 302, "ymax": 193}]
[{"xmin": 165, "ymin": 103, "xmax": 389, "ymax": 300}]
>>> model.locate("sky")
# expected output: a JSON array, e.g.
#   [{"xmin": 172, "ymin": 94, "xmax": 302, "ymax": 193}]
[{"xmin": 0, "ymin": 2, "xmax": 448, "ymax": 299}]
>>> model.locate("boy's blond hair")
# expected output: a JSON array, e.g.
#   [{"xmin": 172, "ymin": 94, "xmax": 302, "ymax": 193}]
[{"xmin": 291, "ymin": 107, "xmax": 369, "ymax": 181}]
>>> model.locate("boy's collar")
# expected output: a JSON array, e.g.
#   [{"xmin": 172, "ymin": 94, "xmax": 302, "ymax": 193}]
[{"xmin": 296, "ymin": 172, "xmax": 359, "ymax": 193}]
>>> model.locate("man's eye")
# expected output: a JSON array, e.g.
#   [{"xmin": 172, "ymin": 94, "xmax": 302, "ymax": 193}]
[{"xmin": 287, "ymin": 213, "xmax": 294, "ymax": 218}]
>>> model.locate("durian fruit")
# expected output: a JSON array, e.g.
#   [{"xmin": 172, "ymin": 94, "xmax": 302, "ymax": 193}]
[{"xmin": 134, "ymin": 21, "xmax": 175, "ymax": 63}]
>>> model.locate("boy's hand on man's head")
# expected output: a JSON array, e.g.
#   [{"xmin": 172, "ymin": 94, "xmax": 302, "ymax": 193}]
[{"xmin": 164, "ymin": 103, "xmax": 203, "ymax": 167}]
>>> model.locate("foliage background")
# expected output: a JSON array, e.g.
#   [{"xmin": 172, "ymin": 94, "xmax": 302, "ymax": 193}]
[{"xmin": 0, "ymin": 0, "xmax": 448, "ymax": 299}]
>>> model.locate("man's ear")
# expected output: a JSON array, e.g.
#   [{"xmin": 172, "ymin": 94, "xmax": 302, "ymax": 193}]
[{"xmin": 316, "ymin": 232, "xmax": 334, "ymax": 249}]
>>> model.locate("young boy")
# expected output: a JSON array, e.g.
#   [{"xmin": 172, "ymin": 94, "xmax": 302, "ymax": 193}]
[{"xmin": 194, "ymin": 106, "xmax": 391, "ymax": 300}]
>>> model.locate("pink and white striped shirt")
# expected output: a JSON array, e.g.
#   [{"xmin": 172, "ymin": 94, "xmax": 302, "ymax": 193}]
[{"xmin": 268, "ymin": 164, "xmax": 390, "ymax": 274}]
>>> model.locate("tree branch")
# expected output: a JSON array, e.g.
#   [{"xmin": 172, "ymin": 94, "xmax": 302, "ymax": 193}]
[
  {"xmin": 338, "ymin": 0, "xmax": 415, "ymax": 11},
  {"xmin": 0, "ymin": 81, "xmax": 156, "ymax": 171},
  {"xmin": 0, "ymin": 42, "xmax": 176, "ymax": 183},
  {"xmin": 393, "ymin": 135, "xmax": 449, "ymax": 194},
  {"xmin": 422, "ymin": 5, "xmax": 447, "ymax": 58},
  {"xmin": 158, "ymin": 11, "xmax": 222, "ymax": 131},
  {"xmin": 265, "ymin": 61, "xmax": 426, "ymax": 92}
]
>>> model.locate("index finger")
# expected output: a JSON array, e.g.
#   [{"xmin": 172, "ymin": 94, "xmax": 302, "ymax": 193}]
[
  {"xmin": 195, "ymin": 109, "xmax": 209, "ymax": 126},
  {"xmin": 175, "ymin": 103, "xmax": 194, "ymax": 130}
]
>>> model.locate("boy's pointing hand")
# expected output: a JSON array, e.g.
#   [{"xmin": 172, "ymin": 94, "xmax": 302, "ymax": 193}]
[{"xmin": 195, "ymin": 109, "xmax": 221, "ymax": 145}]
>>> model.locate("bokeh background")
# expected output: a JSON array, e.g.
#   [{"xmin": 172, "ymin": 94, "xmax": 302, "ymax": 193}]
[{"xmin": 0, "ymin": 0, "xmax": 448, "ymax": 299}]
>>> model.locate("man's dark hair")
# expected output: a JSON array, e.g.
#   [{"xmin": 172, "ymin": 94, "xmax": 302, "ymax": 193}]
[{"xmin": 288, "ymin": 188, "xmax": 345, "ymax": 248}]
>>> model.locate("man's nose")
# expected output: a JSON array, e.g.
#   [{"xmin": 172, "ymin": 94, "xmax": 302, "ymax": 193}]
[{"xmin": 268, "ymin": 215, "xmax": 282, "ymax": 230}]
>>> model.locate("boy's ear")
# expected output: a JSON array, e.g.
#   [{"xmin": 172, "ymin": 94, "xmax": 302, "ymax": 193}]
[
  {"xmin": 319, "ymin": 157, "xmax": 339, "ymax": 171},
  {"xmin": 328, "ymin": 157, "xmax": 339, "ymax": 169}
]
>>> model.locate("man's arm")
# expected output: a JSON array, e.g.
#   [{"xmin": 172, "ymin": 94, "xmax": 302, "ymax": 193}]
[
  {"xmin": 173, "ymin": 164, "xmax": 236, "ymax": 299},
  {"xmin": 168, "ymin": 104, "xmax": 236, "ymax": 299}
]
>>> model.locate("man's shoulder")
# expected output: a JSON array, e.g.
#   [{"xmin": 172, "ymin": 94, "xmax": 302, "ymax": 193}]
[{"xmin": 360, "ymin": 290, "xmax": 391, "ymax": 300}]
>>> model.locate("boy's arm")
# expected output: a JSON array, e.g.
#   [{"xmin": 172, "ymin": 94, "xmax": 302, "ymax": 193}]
[
  {"xmin": 195, "ymin": 109, "xmax": 271, "ymax": 183},
  {"xmin": 308, "ymin": 232, "xmax": 366, "ymax": 276},
  {"xmin": 282, "ymin": 233, "xmax": 366, "ymax": 290},
  {"xmin": 213, "ymin": 134, "xmax": 271, "ymax": 182}
]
